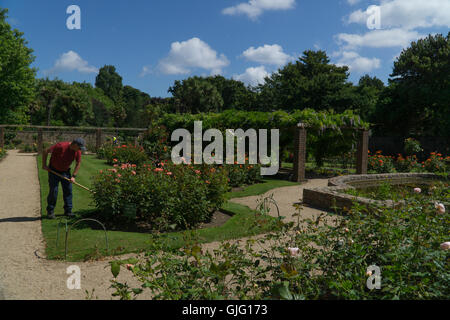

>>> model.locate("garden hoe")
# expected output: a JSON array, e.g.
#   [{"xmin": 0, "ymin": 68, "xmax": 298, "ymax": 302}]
[{"xmin": 46, "ymin": 168, "xmax": 94, "ymax": 193}]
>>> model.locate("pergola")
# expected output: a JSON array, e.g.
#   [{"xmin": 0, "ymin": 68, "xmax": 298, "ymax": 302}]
[{"xmin": 292, "ymin": 122, "xmax": 369, "ymax": 182}]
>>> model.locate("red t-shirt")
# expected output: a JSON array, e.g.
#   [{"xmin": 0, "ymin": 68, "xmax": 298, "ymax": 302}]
[{"xmin": 49, "ymin": 142, "xmax": 81, "ymax": 172}]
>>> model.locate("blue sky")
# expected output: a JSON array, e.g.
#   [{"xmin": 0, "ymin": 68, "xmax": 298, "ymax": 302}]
[{"xmin": 3, "ymin": 0, "xmax": 450, "ymax": 97}]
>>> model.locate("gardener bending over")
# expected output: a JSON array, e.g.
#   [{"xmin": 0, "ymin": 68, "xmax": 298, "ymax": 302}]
[{"xmin": 42, "ymin": 138, "xmax": 86, "ymax": 219}]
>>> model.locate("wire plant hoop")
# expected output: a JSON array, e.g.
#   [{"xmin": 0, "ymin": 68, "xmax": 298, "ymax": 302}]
[
  {"xmin": 60, "ymin": 218, "xmax": 109, "ymax": 260},
  {"xmin": 257, "ymin": 195, "xmax": 280, "ymax": 218}
]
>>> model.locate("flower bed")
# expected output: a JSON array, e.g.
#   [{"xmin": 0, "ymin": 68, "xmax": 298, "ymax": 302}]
[
  {"xmin": 368, "ymin": 150, "xmax": 449, "ymax": 174},
  {"xmin": 92, "ymin": 161, "xmax": 228, "ymax": 231},
  {"xmin": 109, "ymin": 182, "xmax": 450, "ymax": 300},
  {"xmin": 97, "ymin": 143, "xmax": 148, "ymax": 166}
]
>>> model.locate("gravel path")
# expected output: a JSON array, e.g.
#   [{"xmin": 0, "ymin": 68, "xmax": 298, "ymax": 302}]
[
  {"xmin": 201, "ymin": 178, "xmax": 330, "ymax": 253},
  {"xmin": 0, "ymin": 150, "xmax": 330, "ymax": 300},
  {"xmin": 0, "ymin": 150, "xmax": 144, "ymax": 300}
]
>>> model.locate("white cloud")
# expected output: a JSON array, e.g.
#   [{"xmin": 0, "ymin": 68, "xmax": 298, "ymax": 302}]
[
  {"xmin": 223, "ymin": 0, "xmax": 296, "ymax": 20},
  {"xmin": 334, "ymin": 51, "xmax": 381, "ymax": 72},
  {"xmin": 242, "ymin": 44, "xmax": 293, "ymax": 66},
  {"xmin": 336, "ymin": 28, "xmax": 424, "ymax": 49},
  {"xmin": 233, "ymin": 66, "xmax": 269, "ymax": 86},
  {"xmin": 45, "ymin": 51, "xmax": 98, "ymax": 75},
  {"xmin": 139, "ymin": 66, "xmax": 152, "ymax": 77},
  {"xmin": 347, "ymin": 0, "xmax": 450, "ymax": 30},
  {"xmin": 347, "ymin": 0, "xmax": 360, "ymax": 5},
  {"xmin": 158, "ymin": 38, "xmax": 229, "ymax": 75}
]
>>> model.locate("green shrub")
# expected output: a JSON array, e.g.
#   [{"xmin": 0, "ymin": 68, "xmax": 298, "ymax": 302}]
[
  {"xmin": 395, "ymin": 154, "xmax": 420, "ymax": 172},
  {"xmin": 101, "ymin": 144, "xmax": 148, "ymax": 166},
  {"xmin": 368, "ymin": 151, "xmax": 395, "ymax": 173},
  {"xmin": 404, "ymin": 138, "xmax": 422, "ymax": 155},
  {"xmin": 92, "ymin": 161, "xmax": 228, "ymax": 231},
  {"xmin": 422, "ymin": 152, "xmax": 447, "ymax": 173},
  {"xmin": 0, "ymin": 147, "xmax": 6, "ymax": 160}
]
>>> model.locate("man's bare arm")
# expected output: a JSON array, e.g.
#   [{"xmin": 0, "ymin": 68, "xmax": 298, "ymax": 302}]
[
  {"xmin": 72, "ymin": 160, "xmax": 81, "ymax": 177},
  {"xmin": 42, "ymin": 148, "xmax": 51, "ymax": 171}
]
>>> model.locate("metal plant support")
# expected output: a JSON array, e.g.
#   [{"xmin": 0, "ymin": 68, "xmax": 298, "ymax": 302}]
[
  {"xmin": 63, "ymin": 218, "xmax": 109, "ymax": 260},
  {"xmin": 258, "ymin": 195, "xmax": 280, "ymax": 218}
]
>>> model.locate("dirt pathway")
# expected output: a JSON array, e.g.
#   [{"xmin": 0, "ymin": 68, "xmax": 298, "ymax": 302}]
[
  {"xmin": 200, "ymin": 178, "xmax": 330, "ymax": 253},
  {"xmin": 0, "ymin": 150, "xmax": 330, "ymax": 300},
  {"xmin": 0, "ymin": 150, "xmax": 144, "ymax": 300}
]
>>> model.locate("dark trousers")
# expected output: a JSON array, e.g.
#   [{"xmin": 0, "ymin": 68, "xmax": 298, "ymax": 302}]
[{"xmin": 46, "ymin": 167, "xmax": 73, "ymax": 214}]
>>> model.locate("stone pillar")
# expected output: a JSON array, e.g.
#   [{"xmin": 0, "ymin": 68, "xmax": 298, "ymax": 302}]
[
  {"xmin": 96, "ymin": 129, "xmax": 102, "ymax": 151},
  {"xmin": 37, "ymin": 128, "xmax": 43, "ymax": 154},
  {"xmin": 356, "ymin": 129, "xmax": 369, "ymax": 174},
  {"xmin": 293, "ymin": 123, "xmax": 307, "ymax": 182},
  {"xmin": 0, "ymin": 127, "xmax": 4, "ymax": 149}
]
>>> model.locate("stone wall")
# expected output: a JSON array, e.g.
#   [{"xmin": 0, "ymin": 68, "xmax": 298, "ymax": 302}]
[{"xmin": 303, "ymin": 173, "xmax": 447, "ymax": 212}]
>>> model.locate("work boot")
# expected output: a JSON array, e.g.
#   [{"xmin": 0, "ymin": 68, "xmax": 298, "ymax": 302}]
[
  {"xmin": 48, "ymin": 212, "xmax": 55, "ymax": 219},
  {"xmin": 65, "ymin": 212, "xmax": 75, "ymax": 218}
]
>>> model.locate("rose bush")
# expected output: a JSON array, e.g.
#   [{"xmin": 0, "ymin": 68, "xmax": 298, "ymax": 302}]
[
  {"xmin": 98, "ymin": 143, "xmax": 148, "ymax": 166},
  {"xmin": 368, "ymin": 150, "xmax": 395, "ymax": 173},
  {"xmin": 422, "ymin": 152, "xmax": 447, "ymax": 173},
  {"xmin": 109, "ymin": 183, "xmax": 450, "ymax": 300},
  {"xmin": 92, "ymin": 161, "xmax": 228, "ymax": 231}
]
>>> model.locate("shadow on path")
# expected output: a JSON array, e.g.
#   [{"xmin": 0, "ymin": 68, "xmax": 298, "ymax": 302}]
[{"xmin": 0, "ymin": 216, "xmax": 42, "ymax": 223}]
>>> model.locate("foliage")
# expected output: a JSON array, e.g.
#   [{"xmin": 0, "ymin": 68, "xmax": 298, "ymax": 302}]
[
  {"xmin": 224, "ymin": 163, "xmax": 262, "ymax": 187},
  {"xmin": 422, "ymin": 152, "xmax": 447, "ymax": 173},
  {"xmin": 95, "ymin": 65, "xmax": 123, "ymax": 103},
  {"xmin": 0, "ymin": 8, "xmax": 36, "ymax": 124},
  {"xmin": 374, "ymin": 33, "xmax": 450, "ymax": 137},
  {"xmin": 109, "ymin": 183, "xmax": 450, "ymax": 300},
  {"xmin": 369, "ymin": 150, "xmax": 448, "ymax": 174},
  {"xmin": 169, "ymin": 76, "xmax": 224, "ymax": 113},
  {"xmin": 0, "ymin": 146, "xmax": 6, "ymax": 160},
  {"xmin": 256, "ymin": 50, "xmax": 354, "ymax": 113},
  {"xmin": 140, "ymin": 125, "xmax": 171, "ymax": 164},
  {"xmin": 368, "ymin": 150, "xmax": 395, "ymax": 173},
  {"xmin": 395, "ymin": 154, "xmax": 420, "ymax": 172},
  {"xmin": 92, "ymin": 161, "xmax": 228, "ymax": 231},
  {"xmin": 404, "ymin": 138, "xmax": 422, "ymax": 156},
  {"xmin": 158, "ymin": 108, "xmax": 368, "ymax": 167},
  {"xmin": 99, "ymin": 144, "xmax": 148, "ymax": 166}
]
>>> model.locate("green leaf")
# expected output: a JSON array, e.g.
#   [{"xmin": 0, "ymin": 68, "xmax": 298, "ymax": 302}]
[{"xmin": 111, "ymin": 261, "xmax": 121, "ymax": 278}]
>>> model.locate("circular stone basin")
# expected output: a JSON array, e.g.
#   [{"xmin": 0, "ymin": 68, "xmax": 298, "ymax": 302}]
[{"xmin": 303, "ymin": 173, "xmax": 448, "ymax": 211}]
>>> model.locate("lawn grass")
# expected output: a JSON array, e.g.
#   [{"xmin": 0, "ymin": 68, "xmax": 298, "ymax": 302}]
[{"xmin": 37, "ymin": 155, "xmax": 300, "ymax": 261}]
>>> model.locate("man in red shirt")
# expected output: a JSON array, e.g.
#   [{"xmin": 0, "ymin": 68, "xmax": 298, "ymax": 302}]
[{"xmin": 42, "ymin": 138, "xmax": 86, "ymax": 219}]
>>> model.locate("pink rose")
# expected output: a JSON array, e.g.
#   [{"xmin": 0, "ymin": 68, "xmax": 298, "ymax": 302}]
[
  {"xmin": 166, "ymin": 172, "xmax": 172, "ymax": 176},
  {"xmin": 440, "ymin": 242, "xmax": 450, "ymax": 250},
  {"xmin": 154, "ymin": 168, "xmax": 163, "ymax": 172},
  {"xmin": 287, "ymin": 247, "xmax": 300, "ymax": 257},
  {"xmin": 434, "ymin": 202, "xmax": 445, "ymax": 214},
  {"xmin": 414, "ymin": 188, "xmax": 421, "ymax": 193},
  {"xmin": 131, "ymin": 171, "xmax": 136, "ymax": 175}
]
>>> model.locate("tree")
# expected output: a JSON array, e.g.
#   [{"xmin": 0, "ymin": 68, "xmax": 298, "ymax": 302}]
[
  {"xmin": 95, "ymin": 65, "xmax": 123, "ymax": 103},
  {"xmin": 257, "ymin": 50, "xmax": 351, "ymax": 112},
  {"xmin": 0, "ymin": 8, "xmax": 36, "ymax": 124},
  {"xmin": 204, "ymin": 75, "xmax": 257, "ymax": 110},
  {"xmin": 122, "ymin": 85, "xmax": 152, "ymax": 127},
  {"xmin": 168, "ymin": 77, "xmax": 224, "ymax": 113},
  {"xmin": 375, "ymin": 33, "xmax": 450, "ymax": 137},
  {"xmin": 354, "ymin": 75, "xmax": 385, "ymax": 121}
]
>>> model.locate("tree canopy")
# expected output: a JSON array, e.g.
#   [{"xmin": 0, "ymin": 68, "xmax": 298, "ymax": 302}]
[{"xmin": 0, "ymin": 8, "xmax": 36, "ymax": 124}]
